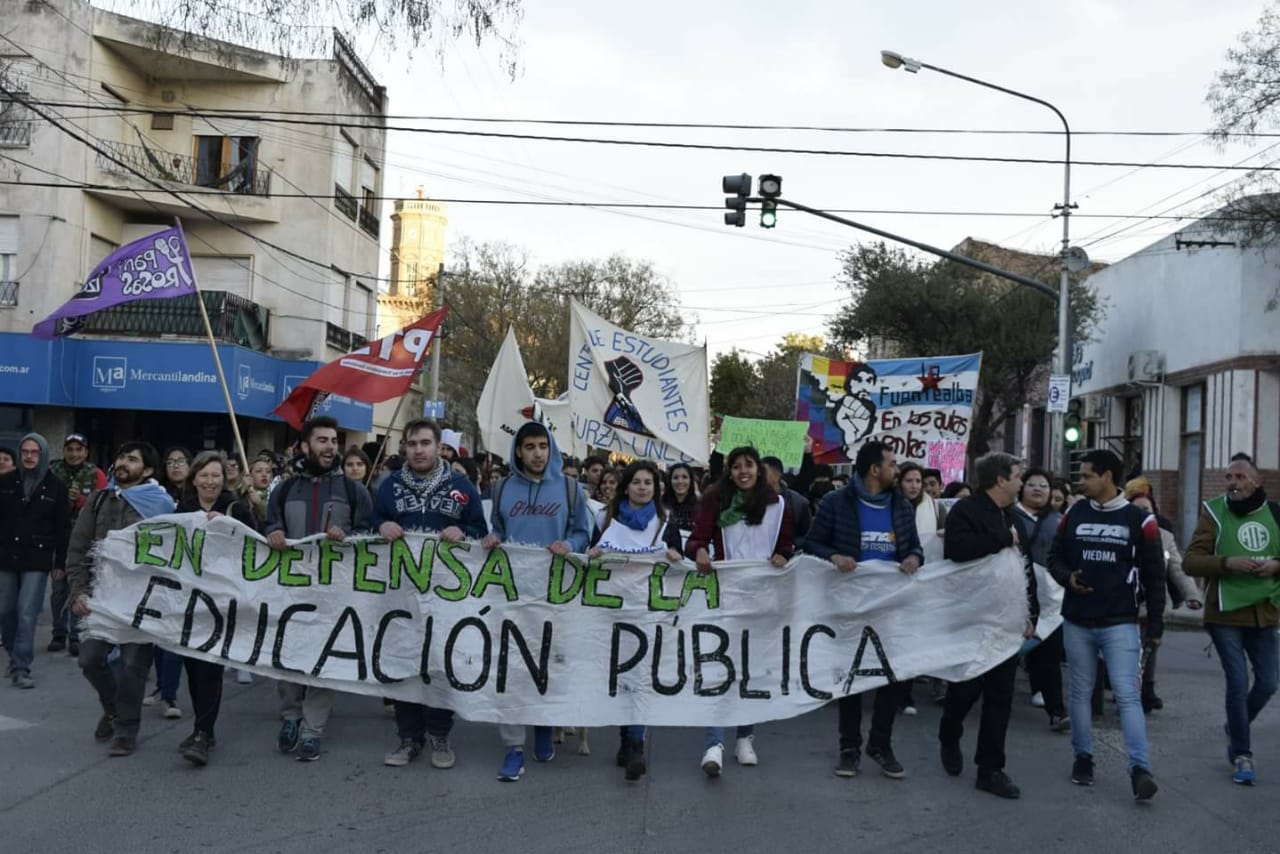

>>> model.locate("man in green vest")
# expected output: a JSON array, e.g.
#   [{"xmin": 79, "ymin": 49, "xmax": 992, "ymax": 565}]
[{"xmin": 1185, "ymin": 453, "xmax": 1280, "ymax": 787}]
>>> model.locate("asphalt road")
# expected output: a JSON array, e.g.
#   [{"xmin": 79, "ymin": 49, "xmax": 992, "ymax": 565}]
[{"xmin": 0, "ymin": 624, "xmax": 1274, "ymax": 854}]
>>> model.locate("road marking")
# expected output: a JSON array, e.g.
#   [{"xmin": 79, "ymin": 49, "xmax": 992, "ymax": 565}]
[{"xmin": 0, "ymin": 714, "xmax": 35, "ymax": 732}]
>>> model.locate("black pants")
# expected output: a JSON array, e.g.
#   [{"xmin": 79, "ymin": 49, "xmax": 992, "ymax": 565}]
[
  {"xmin": 1027, "ymin": 627, "xmax": 1066, "ymax": 717},
  {"xmin": 184, "ymin": 658, "xmax": 224, "ymax": 738},
  {"xmin": 938, "ymin": 654, "xmax": 1019, "ymax": 775},
  {"xmin": 838, "ymin": 683, "xmax": 904, "ymax": 752}
]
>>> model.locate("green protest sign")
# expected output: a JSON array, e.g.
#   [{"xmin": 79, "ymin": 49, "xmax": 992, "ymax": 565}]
[{"xmin": 716, "ymin": 416, "xmax": 810, "ymax": 468}]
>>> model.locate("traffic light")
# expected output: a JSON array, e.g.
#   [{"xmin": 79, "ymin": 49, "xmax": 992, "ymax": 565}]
[
  {"xmin": 722, "ymin": 173, "xmax": 752, "ymax": 227},
  {"xmin": 760, "ymin": 199, "xmax": 777, "ymax": 228},
  {"xmin": 1064, "ymin": 398, "xmax": 1082, "ymax": 448}
]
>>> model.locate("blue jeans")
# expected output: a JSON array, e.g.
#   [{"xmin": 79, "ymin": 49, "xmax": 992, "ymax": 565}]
[
  {"xmin": 0, "ymin": 571, "xmax": 49, "ymax": 674},
  {"xmin": 394, "ymin": 701, "xmax": 455, "ymax": 742},
  {"xmin": 623, "ymin": 725, "xmax": 645, "ymax": 742},
  {"xmin": 153, "ymin": 647, "xmax": 183, "ymax": 702},
  {"xmin": 705, "ymin": 724, "xmax": 753, "ymax": 750},
  {"xmin": 1208, "ymin": 623, "xmax": 1279, "ymax": 759},
  {"xmin": 1064, "ymin": 621, "xmax": 1150, "ymax": 772}
]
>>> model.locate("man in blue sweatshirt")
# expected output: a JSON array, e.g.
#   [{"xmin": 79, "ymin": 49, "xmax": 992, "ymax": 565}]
[
  {"xmin": 481, "ymin": 421, "xmax": 593, "ymax": 782},
  {"xmin": 1049, "ymin": 449, "xmax": 1164, "ymax": 801},
  {"xmin": 805, "ymin": 439, "xmax": 923, "ymax": 781},
  {"xmin": 373, "ymin": 418, "xmax": 487, "ymax": 772}
]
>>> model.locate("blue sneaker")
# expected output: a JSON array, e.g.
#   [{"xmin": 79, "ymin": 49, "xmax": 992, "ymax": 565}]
[
  {"xmin": 497, "ymin": 747, "xmax": 525, "ymax": 781},
  {"xmin": 1233, "ymin": 755, "xmax": 1256, "ymax": 786},
  {"xmin": 278, "ymin": 720, "xmax": 300, "ymax": 754},
  {"xmin": 297, "ymin": 738, "xmax": 321, "ymax": 762},
  {"xmin": 533, "ymin": 726, "xmax": 555, "ymax": 762}
]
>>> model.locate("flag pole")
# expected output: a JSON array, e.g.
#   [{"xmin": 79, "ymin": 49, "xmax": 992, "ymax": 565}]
[
  {"xmin": 175, "ymin": 217, "xmax": 249, "ymax": 469},
  {"xmin": 365, "ymin": 390, "xmax": 411, "ymax": 488}
]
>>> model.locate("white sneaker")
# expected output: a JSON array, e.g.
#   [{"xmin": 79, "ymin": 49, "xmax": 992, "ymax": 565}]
[
  {"xmin": 902, "ymin": 704, "xmax": 918, "ymax": 717},
  {"xmin": 142, "ymin": 688, "xmax": 161, "ymax": 707},
  {"xmin": 235, "ymin": 670, "xmax": 253, "ymax": 685},
  {"xmin": 735, "ymin": 735, "xmax": 758, "ymax": 766},
  {"xmin": 1030, "ymin": 692, "xmax": 1046, "ymax": 709},
  {"xmin": 701, "ymin": 744, "xmax": 724, "ymax": 777},
  {"xmin": 163, "ymin": 700, "xmax": 182, "ymax": 720}
]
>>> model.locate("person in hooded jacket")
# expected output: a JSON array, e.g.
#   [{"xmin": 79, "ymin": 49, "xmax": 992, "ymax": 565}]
[
  {"xmin": 0, "ymin": 433, "xmax": 71, "ymax": 688},
  {"xmin": 264, "ymin": 416, "xmax": 373, "ymax": 763},
  {"xmin": 173, "ymin": 451, "xmax": 257, "ymax": 766},
  {"xmin": 482, "ymin": 421, "xmax": 593, "ymax": 782},
  {"xmin": 685, "ymin": 446, "xmax": 795, "ymax": 777}
]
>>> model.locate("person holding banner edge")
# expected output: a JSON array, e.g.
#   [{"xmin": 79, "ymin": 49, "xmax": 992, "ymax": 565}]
[
  {"xmin": 482, "ymin": 421, "xmax": 593, "ymax": 782},
  {"xmin": 587, "ymin": 460, "xmax": 686, "ymax": 783},
  {"xmin": 685, "ymin": 446, "xmax": 795, "ymax": 777},
  {"xmin": 373, "ymin": 418, "xmax": 487, "ymax": 772},
  {"xmin": 68, "ymin": 441, "xmax": 176, "ymax": 757},
  {"xmin": 804, "ymin": 440, "xmax": 923, "ymax": 780},
  {"xmin": 937, "ymin": 452, "xmax": 1037, "ymax": 800},
  {"xmin": 264, "ymin": 416, "xmax": 373, "ymax": 763}
]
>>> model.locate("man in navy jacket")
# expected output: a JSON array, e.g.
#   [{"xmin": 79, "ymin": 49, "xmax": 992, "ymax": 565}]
[
  {"xmin": 807, "ymin": 440, "xmax": 922, "ymax": 781},
  {"xmin": 373, "ymin": 418, "xmax": 486, "ymax": 772}
]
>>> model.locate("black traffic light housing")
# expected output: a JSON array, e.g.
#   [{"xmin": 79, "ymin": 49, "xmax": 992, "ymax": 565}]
[
  {"xmin": 1064, "ymin": 398, "xmax": 1083, "ymax": 449},
  {"xmin": 722, "ymin": 173, "xmax": 752, "ymax": 227}
]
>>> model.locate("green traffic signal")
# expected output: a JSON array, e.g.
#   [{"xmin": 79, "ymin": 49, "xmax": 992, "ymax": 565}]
[
  {"xmin": 761, "ymin": 199, "xmax": 777, "ymax": 229},
  {"xmin": 1064, "ymin": 425, "xmax": 1081, "ymax": 444}
]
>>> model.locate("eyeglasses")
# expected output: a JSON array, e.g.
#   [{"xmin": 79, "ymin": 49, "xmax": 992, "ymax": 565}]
[{"xmin": 166, "ymin": 459, "xmax": 189, "ymax": 468}]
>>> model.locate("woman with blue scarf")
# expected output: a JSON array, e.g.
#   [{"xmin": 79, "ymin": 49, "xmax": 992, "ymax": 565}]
[{"xmin": 587, "ymin": 460, "xmax": 683, "ymax": 783}]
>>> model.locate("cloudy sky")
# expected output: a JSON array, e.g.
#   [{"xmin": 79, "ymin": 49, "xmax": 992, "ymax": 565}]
[{"xmin": 354, "ymin": 0, "xmax": 1267, "ymax": 358}]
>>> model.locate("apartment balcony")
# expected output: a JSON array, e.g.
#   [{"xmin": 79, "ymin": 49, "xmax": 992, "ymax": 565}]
[
  {"xmin": 0, "ymin": 120, "xmax": 30, "ymax": 148},
  {"xmin": 326, "ymin": 321, "xmax": 367, "ymax": 353},
  {"xmin": 80, "ymin": 290, "xmax": 270, "ymax": 350},
  {"xmin": 88, "ymin": 141, "xmax": 281, "ymax": 224},
  {"xmin": 358, "ymin": 205, "xmax": 380, "ymax": 239},
  {"xmin": 0, "ymin": 280, "xmax": 17, "ymax": 307}
]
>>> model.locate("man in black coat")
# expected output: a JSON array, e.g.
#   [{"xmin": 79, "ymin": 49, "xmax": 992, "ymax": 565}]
[
  {"xmin": 0, "ymin": 432, "xmax": 70, "ymax": 688},
  {"xmin": 938, "ymin": 451, "xmax": 1037, "ymax": 800}
]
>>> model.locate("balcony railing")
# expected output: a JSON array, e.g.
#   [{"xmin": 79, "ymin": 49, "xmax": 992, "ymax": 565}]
[
  {"xmin": 326, "ymin": 321, "xmax": 367, "ymax": 352},
  {"xmin": 335, "ymin": 185, "xmax": 357, "ymax": 220},
  {"xmin": 0, "ymin": 120, "xmax": 30, "ymax": 148},
  {"xmin": 80, "ymin": 290, "xmax": 270, "ymax": 350},
  {"xmin": 97, "ymin": 140, "xmax": 272, "ymax": 197},
  {"xmin": 358, "ymin": 205, "xmax": 379, "ymax": 239},
  {"xmin": 0, "ymin": 280, "xmax": 16, "ymax": 307}
]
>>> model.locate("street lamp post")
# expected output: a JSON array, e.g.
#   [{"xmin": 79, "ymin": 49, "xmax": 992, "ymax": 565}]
[{"xmin": 880, "ymin": 50, "xmax": 1074, "ymax": 479}]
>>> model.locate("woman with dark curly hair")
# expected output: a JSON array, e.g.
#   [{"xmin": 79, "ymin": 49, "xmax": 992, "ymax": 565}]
[{"xmin": 684, "ymin": 446, "xmax": 794, "ymax": 778}]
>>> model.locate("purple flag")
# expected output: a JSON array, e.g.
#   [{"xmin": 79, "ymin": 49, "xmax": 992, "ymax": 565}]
[{"xmin": 32, "ymin": 226, "xmax": 198, "ymax": 339}]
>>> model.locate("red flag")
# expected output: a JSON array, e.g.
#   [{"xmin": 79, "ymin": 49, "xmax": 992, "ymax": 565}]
[{"xmin": 274, "ymin": 308, "xmax": 447, "ymax": 429}]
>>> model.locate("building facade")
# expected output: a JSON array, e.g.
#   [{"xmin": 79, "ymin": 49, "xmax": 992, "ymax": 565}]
[
  {"xmin": 0, "ymin": 0, "xmax": 387, "ymax": 460},
  {"xmin": 1071, "ymin": 215, "xmax": 1280, "ymax": 544},
  {"xmin": 372, "ymin": 189, "xmax": 449, "ymax": 440}
]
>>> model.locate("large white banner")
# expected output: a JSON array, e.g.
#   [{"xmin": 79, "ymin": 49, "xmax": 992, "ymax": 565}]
[
  {"xmin": 568, "ymin": 299, "xmax": 710, "ymax": 465},
  {"xmin": 475, "ymin": 326, "xmax": 581, "ymax": 459},
  {"xmin": 84, "ymin": 515, "xmax": 1030, "ymax": 727}
]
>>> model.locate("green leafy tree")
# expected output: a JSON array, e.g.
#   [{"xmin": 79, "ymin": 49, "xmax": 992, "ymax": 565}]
[
  {"xmin": 828, "ymin": 242, "xmax": 1101, "ymax": 459},
  {"xmin": 710, "ymin": 350, "xmax": 762, "ymax": 419}
]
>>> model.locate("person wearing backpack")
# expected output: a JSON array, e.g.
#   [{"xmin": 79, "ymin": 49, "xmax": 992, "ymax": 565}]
[
  {"xmin": 67, "ymin": 441, "xmax": 176, "ymax": 757},
  {"xmin": 481, "ymin": 421, "xmax": 593, "ymax": 782},
  {"xmin": 263, "ymin": 416, "xmax": 373, "ymax": 763}
]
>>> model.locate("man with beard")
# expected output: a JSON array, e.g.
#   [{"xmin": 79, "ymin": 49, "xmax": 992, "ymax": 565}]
[
  {"xmin": 264, "ymin": 416, "xmax": 373, "ymax": 762},
  {"xmin": 374, "ymin": 419, "xmax": 487, "ymax": 771},
  {"xmin": 67, "ymin": 442, "xmax": 174, "ymax": 756},
  {"xmin": 1185, "ymin": 453, "xmax": 1280, "ymax": 786},
  {"xmin": 48, "ymin": 433, "xmax": 107, "ymax": 656}
]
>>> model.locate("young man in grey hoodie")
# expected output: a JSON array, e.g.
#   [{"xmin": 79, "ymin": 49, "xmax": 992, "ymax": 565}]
[{"xmin": 481, "ymin": 421, "xmax": 593, "ymax": 782}]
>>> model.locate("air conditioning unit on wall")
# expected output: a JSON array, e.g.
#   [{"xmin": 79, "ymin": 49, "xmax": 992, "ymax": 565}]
[
  {"xmin": 1127, "ymin": 350, "xmax": 1164, "ymax": 383},
  {"xmin": 1081, "ymin": 394, "xmax": 1110, "ymax": 422}
]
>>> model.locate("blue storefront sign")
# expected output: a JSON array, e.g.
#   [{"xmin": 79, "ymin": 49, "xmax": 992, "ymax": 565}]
[
  {"xmin": 422, "ymin": 399, "xmax": 446, "ymax": 419},
  {"xmin": 0, "ymin": 332, "xmax": 372, "ymax": 431}
]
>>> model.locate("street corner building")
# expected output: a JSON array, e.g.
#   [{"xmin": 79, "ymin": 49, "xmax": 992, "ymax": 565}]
[
  {"xmin": 0, "ymin": 0, "xmax": 394, "ymax": 454},
  {"xmin": 1069, "ymin": 206, "xmax": 1280, "ymax": 545}
]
